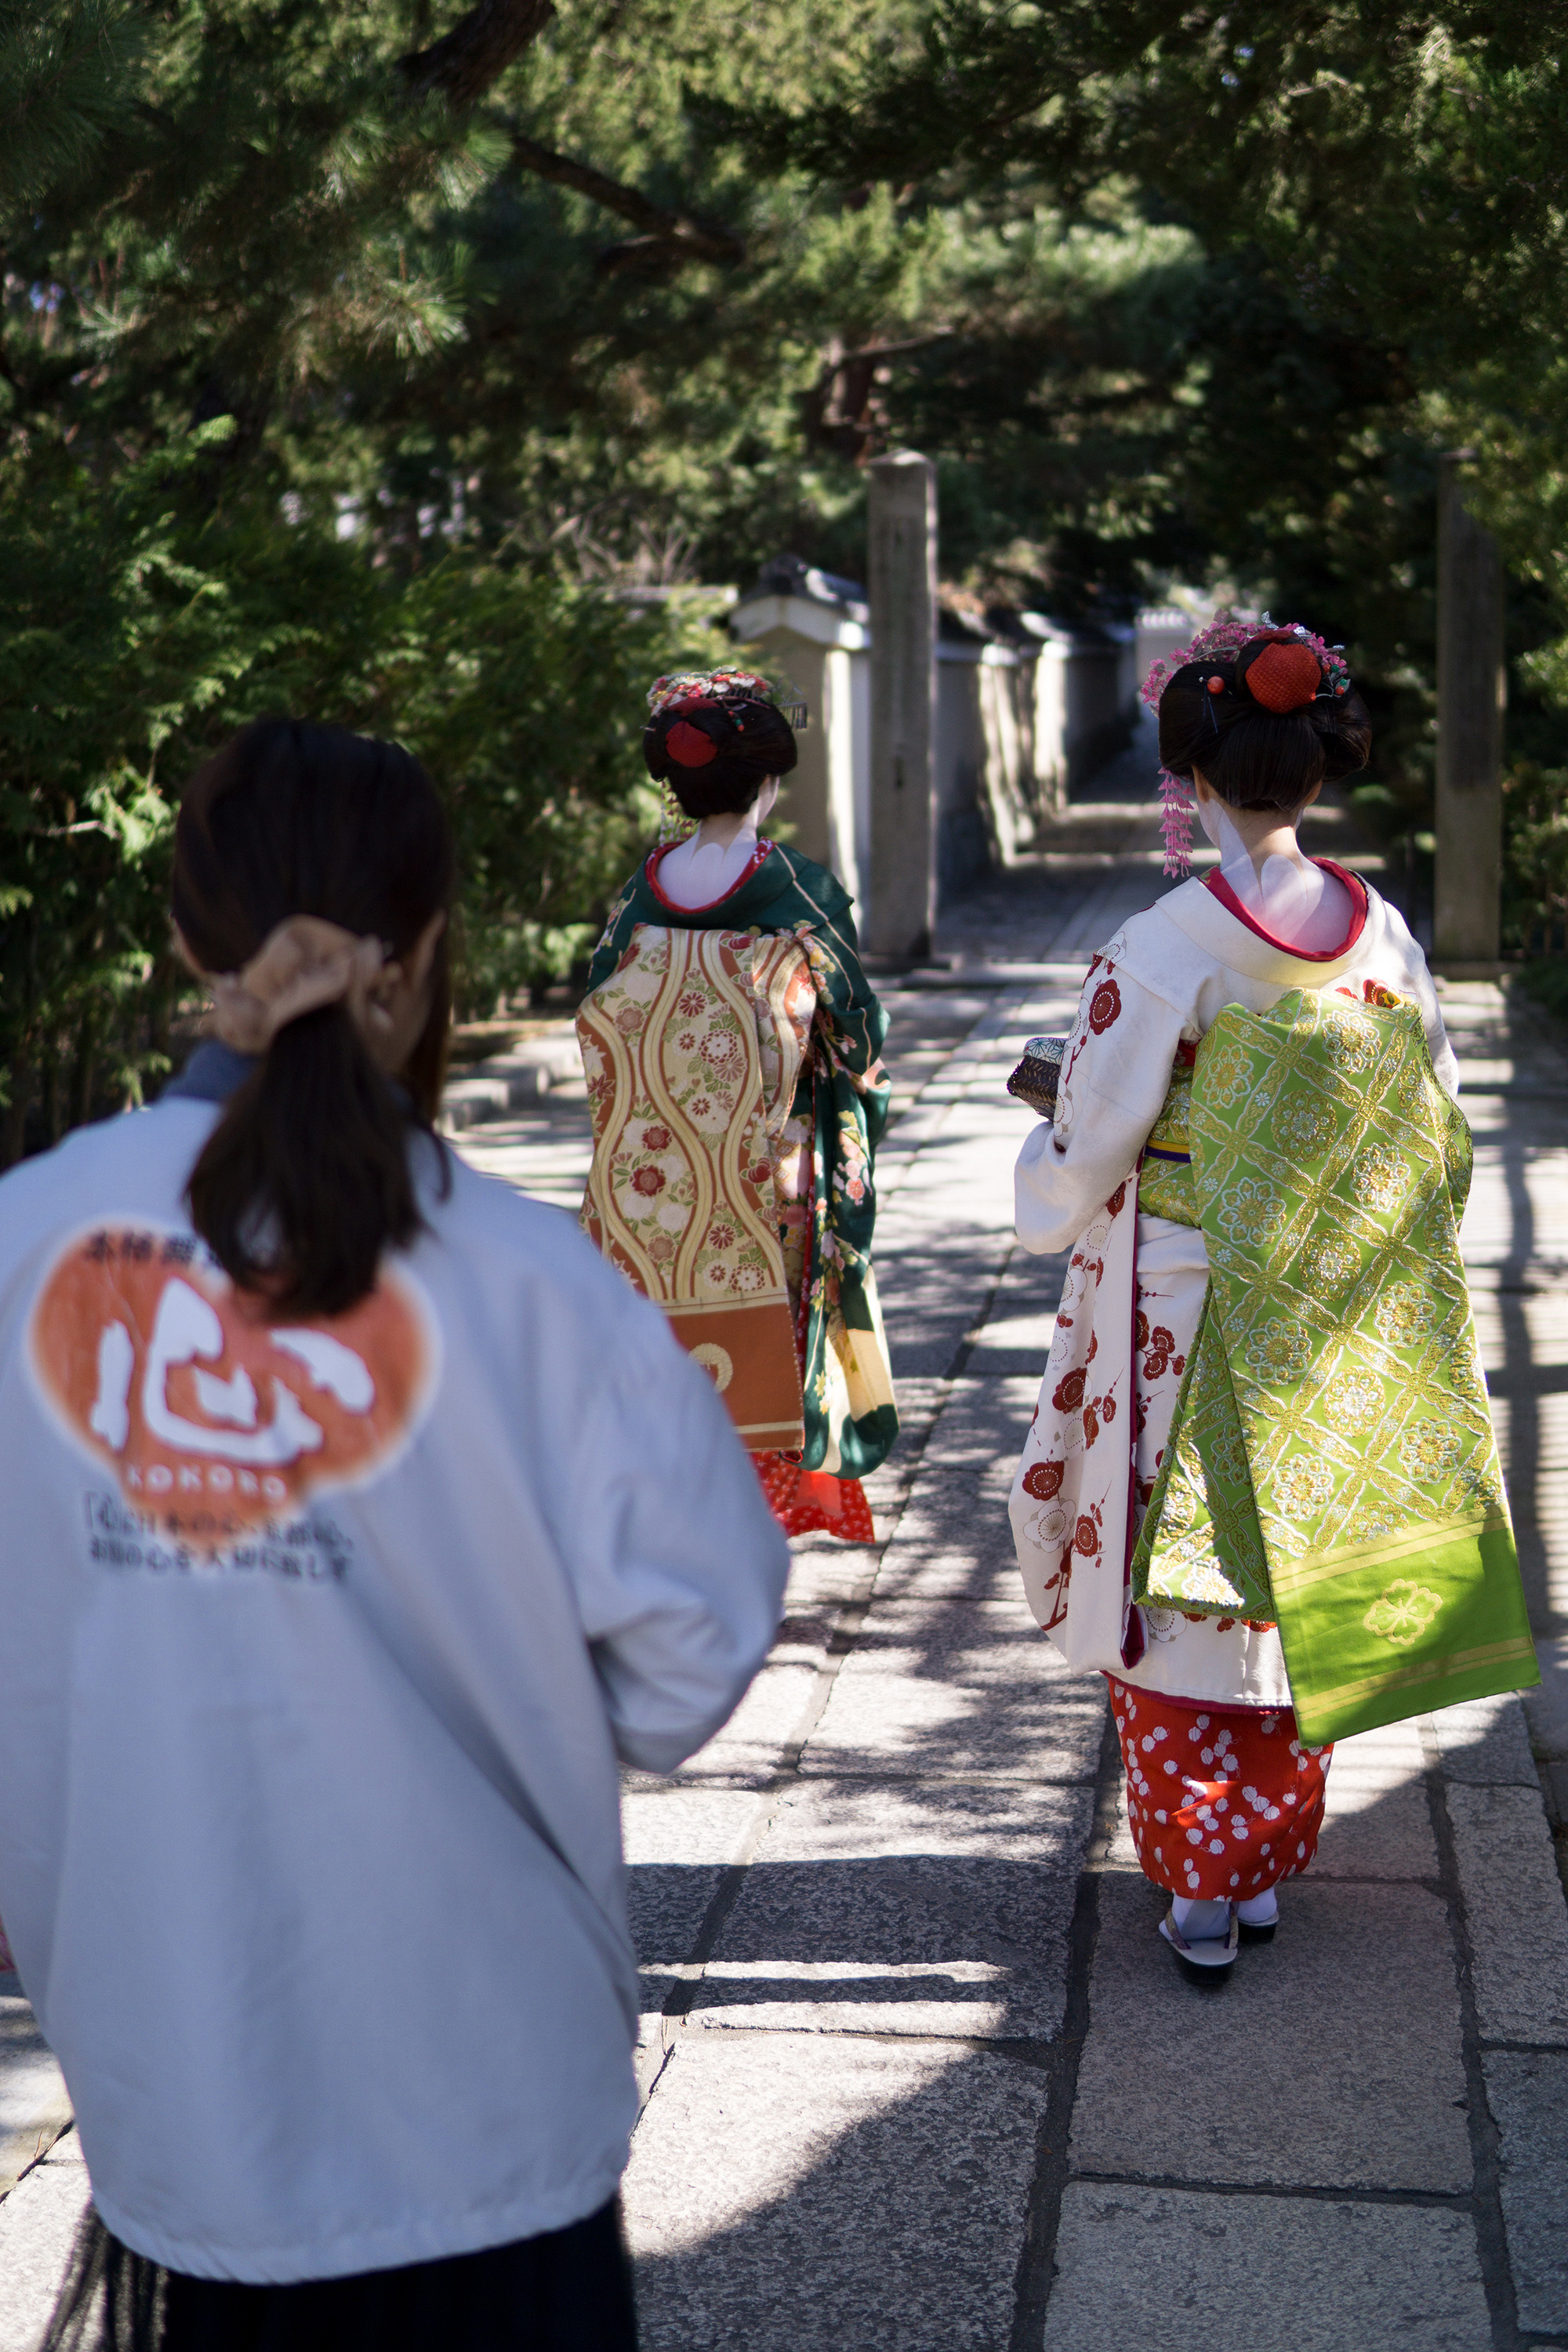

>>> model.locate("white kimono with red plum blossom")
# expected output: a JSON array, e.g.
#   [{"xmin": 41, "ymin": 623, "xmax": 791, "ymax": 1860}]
[{"xmin": 1008, "ymin": 873, "xmax": 1458, "ymax": 1709}]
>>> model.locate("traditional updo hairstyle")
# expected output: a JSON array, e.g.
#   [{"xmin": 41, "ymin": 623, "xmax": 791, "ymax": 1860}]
[
  {"xmin": 1158, "ymin": 630, "xmax": 1372, "ymax": 817},
  {"xmin": 172, "ymin": 717, "xmax": 456, "ymax": 1317},
  {"xmin": 644, "ymin": 691, "xmax": 799, "ymax": 820}
]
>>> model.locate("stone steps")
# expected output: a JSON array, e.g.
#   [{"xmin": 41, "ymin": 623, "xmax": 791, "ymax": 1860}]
[{"xmin": 440, "ymin": 1033, "xmax": 583, "ymax": 1133}]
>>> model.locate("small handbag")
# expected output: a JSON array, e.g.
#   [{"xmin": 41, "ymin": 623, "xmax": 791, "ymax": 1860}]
[{"xmin": 1007, "ymin": 1034, "xmax": 1067, "ymax": 1119}]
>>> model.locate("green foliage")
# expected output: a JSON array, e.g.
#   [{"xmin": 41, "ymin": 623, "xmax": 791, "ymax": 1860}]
[
  {"xmin": 0, "ymin": 2, "xmax": 743, "ymax": 1151},
  {"xmin": 0, "ymin": 1, "xmax": 144, "ymax": 206},
  {"xmin": 1501, "ymin": 761, "xmax": 1568, "ymax": 953},
  {"xmin": 1514, "ymin": 958, "xmax": 1568, "ymax": 1031},
  {"xmin": 738, "ymin": 0, "xmax": 1568, "ymax": 794},
  {"xmin": 333, "ymin": 567, "xmax": 726, "ymax": 1012},
  {"xmin": 0, "ymin": 426, "xmax": 721, "ymax": 1148},
  {"xmin": 0, "ymin": 420, "xmax": 345, "ymax": 1152},
  {"xmin": 5, "ymin": 0, "xmax": 1568, "ymax": 1156}
]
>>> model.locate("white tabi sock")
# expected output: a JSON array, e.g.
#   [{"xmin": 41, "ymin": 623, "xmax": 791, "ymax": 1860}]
[
  {"xmin": 1237, "ymin": 1889, "xmax": 1279, "ymax": 1929},
  {"xmin": 1170, "ymin": 1895, "xmax": 1231, "ymax": 1942}
]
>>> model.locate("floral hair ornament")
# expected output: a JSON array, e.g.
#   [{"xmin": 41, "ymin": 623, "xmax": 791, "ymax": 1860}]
[
  {"xmin": 1139, "ymin": 611, "xmax": 1350, "ymax": 877},
  {"xmin": 647, "ymin": 666, "xmax": 808, "ymax": 841},
  {"xmin": 646, "ymin": 666, "xmax": 808, "ymax": 728}
]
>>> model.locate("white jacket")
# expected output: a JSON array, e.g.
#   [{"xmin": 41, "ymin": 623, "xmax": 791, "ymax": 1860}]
[{"xmin": 0, "ymin": 1047, "xmax": 789, "ymax": 2282}]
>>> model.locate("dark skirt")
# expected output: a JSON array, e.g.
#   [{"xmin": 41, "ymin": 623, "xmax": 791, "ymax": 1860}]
[{"xmin": 42, "ymin": 2198, "xmax": 637, "ymax": 2352}]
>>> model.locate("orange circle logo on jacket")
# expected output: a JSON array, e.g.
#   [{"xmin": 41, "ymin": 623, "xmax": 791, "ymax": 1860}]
[{"xmin": 29, "ymin": 1221, "xmax": 440, "ymax": 1551}]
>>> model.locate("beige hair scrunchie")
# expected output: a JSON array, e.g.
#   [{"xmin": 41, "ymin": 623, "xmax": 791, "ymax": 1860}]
[{"xmin": 206, "ymin": 916, "xmax": 399, "ymax": 1054}]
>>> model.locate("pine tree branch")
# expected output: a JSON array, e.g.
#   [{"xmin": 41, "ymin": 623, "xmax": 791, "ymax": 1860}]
[
  {"xmin": 509, "ymin": 132, "xmax": 744, "ymax": 267},
  {"xmin": 399, "ymin": 0, "xmax": 556, "ymax": 107},
  {"xmin": 0, "ymin": 0, "xmax": 144, "ymax": 206},
  {"xmin": 803, "ymin": 332, "xmax": 953, "ymax": 456}
]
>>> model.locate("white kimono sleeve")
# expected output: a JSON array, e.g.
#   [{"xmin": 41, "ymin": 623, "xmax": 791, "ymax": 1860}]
[
  {"xmin": 1014, "ymin": 960, "xmax": 1189, "ymax": 1257},
  {"xmin": 1376, "ymin": 896, "xmax": 1461, "ymax": 1099}
]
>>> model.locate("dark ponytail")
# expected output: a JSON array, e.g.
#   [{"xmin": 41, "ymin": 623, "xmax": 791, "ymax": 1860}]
[{"xmin": 172, "ymin": 718, "xmax": 456, "ymax": 1318}]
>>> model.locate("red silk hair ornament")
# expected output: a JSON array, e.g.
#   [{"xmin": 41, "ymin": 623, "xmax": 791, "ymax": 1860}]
[
  {"xmin": 1243, "ymin": 639, "xmax": 1322, "ymax": 713},
  {"xmin": 666, "ymin": 718, "xmax": 717, "ymax": 767}
]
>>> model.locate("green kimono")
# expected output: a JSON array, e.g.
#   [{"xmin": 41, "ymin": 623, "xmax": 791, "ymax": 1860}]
[{"xmin": 586, "ymin": 844, "xmax": 898, "ymax": 1479}]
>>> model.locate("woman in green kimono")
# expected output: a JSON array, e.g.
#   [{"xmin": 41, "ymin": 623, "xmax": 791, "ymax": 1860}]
[{"xmin": 578, "ymin": 667, "xmax": 898, "ymax": 1539}]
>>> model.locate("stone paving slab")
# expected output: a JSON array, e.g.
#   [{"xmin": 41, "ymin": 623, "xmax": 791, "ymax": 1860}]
[
  {"xmin": 624, "ymin": 1785, "xmax": 762, "ymax": 1959},
  {"xmin": 1433, "ymin": 1692, "xmax": 1541, "ymax": 1788},
  {"xmin": 1444, "ymin": 1782, "xmax": 1568, "ymax": 2045},
  {"xmin": 1041, "ymin": 2183, "xmax": 1491, "ymax": 2352},
  {"xmin": 868, "ymin": 1470, "xmax": 1039, "ymax": 1565},
  {"xmin": 1525, "ymin": 1634, "xmax": 1568, "ymax": 1843},
  {"xmin": 625, "ymin": 2033, "xmax": 1049, "ymax": 2352},
  {"xmin": 877, "ymin": 1253, "xmax": 1014, "ymax": 1379},
  {"xmin": 759, "ymin": 1541, "xmax": 876, "ymax": 1624},
  {"xmin": 964, "ymin": 1255, "xmax": 1069, "ymax": 1378},
  {"xmin": 449, "ymin": 1086, "xmax": 593, "ymax": 1215},
  {"xmin": 867, "ymin": 1376, "xmax": 1044, "ymax": 1600},
  {"xmin": 1485, "ymin": 2049, "xmax": 1568, "ymax": 2336},
  {"xmin": 852, "ymin": 1373, "xmax": 953, "ymax": 1542},
  {"xmin": 670, "ymin": 1655, "xmax": 826, "ymax": 1785},
  {"xmin": 622, "ymin": 1784, "xmax": 767, "ymax": 2097},
  {"xmin": 0, "ymin": 1979, "xmax": 71, "ymax": 2201},
  {"xmin": 800, "ymin": 1598, "xmax": 1105, "ymax": 1783},
  {"xmin": 1314, "ymin": 1718, "xmax": 1439, "ymax": 1880},
  {"xmin": 0, "ymin": 2131, "xmax": 90, "ymax": 2352},
  {"xmin": 690, "ymin": 1777, "xmax": 1091, "ymax": 2039},
  {"xmin": 864, "ymin": 1528, "xmax": 1024, "ymax": 1609},
  {"xmin": 874, "ymin": 1374, "xmax": 1041, "ymax": 1533},
  {"xmin": 1071, "ymin": 1874, "xmax": 1474, "ymax": 2193}
]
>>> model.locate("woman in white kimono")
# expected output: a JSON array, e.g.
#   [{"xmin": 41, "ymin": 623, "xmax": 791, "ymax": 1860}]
[{"xmin": 1008, "ymin": 621, "xmax": 1501, "ymax": 1982}]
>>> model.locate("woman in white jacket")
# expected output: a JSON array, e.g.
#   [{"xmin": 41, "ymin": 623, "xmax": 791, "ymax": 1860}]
[{"xmin": 1, "ymin": 718, "xmax": 789, "ymax": 2347}]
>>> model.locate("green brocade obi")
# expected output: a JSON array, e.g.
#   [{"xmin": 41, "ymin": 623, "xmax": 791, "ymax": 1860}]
[
  {"xmin": 1137, "ymin": 1051, "xmax": 1196, "ymax": 1224},
  {"xmin": 1132, "ymin": 988, "xmax": 1537, "ymax": 1743}
]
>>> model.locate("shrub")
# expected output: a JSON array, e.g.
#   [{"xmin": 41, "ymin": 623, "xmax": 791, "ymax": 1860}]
[{"xmin": 0, "ymin": 434, "xmax": 724, "ymax": 1159}]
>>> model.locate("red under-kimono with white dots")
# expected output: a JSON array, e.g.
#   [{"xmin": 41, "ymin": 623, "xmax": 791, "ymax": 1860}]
[{"xmin": 1107, "ymin": 1675, "xmax": 1332, "ymax": 1900}]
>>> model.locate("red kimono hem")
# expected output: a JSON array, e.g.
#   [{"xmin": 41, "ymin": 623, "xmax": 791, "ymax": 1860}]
[
  {"xmin": 755, "ymin": 1454, "xmax": 876, "ymax": 1543},
  {"xmin": 1106, "ymin": 1674, "xmax": 1332, "ymax": 1900}
]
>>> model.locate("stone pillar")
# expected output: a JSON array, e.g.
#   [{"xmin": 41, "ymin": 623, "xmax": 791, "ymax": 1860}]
[
  {"xmin": 1434, "ymin": 452, "xmax": 1506, "ymax": 967},
  {"xmin": 866, "ymin": 452, "xmax": 938, "ymax": 958}
]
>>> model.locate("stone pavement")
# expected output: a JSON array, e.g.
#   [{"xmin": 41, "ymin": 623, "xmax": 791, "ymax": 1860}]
[
  {"xmin": 3, "ymin": 857, "xmax": 1568, "ymax": 2350},
  {"xmin": 462, "ymin": 857, "xmax": 1568, "ymax": 2350}
]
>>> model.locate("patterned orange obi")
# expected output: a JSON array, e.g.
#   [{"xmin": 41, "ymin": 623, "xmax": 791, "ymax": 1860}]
[{"xmin": 578, "ymin": 924, "xmax": 817, "ymax": 1452}]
